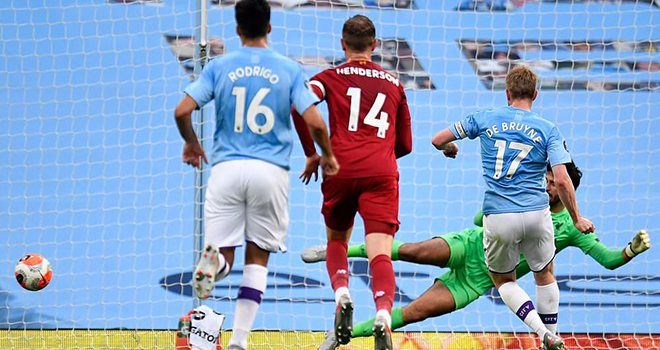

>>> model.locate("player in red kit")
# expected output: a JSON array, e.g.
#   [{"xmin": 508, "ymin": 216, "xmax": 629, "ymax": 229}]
[{"xmin": 292, "ymin": 15, "xmax": 412, "ymax": 350}]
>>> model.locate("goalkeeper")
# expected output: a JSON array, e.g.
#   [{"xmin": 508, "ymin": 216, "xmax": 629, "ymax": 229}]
[{"xmin": 302, "ymin": 162, "xmax": 650, "ymax": 350}]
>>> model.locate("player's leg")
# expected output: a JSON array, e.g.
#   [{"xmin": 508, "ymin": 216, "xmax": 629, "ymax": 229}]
[
  {"xmin": 534, "ymin": 261, "xmax": 559, "ymax": 334},
  {"xmin": 303, "ymin": 234, "xmax": 454, "ymax": 268},
  {"xmin": 353, "ymin": 279, "xmax": 457, "ymax": 337},
  {"xmin": 365, "ymin": 230, "xmax": 395, "ymax": 346},
  {"xmin": 398, "ymin": 236, "xmax": 452, "ymax": 266},
  {"xmin": 227, "ymin": 242, "xmax": 270, "ymax": 350},
  {"xmin": 326, "ymin": 226, "xmax": 355, "ymax": 346},
  {"xmin": 484, "ymin": 213, "xmax": 552, "ymax": 343},
  {"xmin": 521, "ymin": 209, "xmax": 562, "ymax": 349},
  {"xmin": 358, "ymin": 176, "xmax": 400, "ymax": 350},
  {"xmin": 195, "ymin": 161, "xmax": 245, "ymax": 299},
  {"xmin": 226, "ymin": 160, "xmax": 289, "ymax": 350},
  {"xmin": 351, "ymin": 237, "xmax": 450, "ymax": 266},
  {"xmin": 321, "ymin": 177, "xmax": 359, "ymax": 345},
  {"xmin": 319, "ymin": 273, "xmax": 473, "ymax": 350}
]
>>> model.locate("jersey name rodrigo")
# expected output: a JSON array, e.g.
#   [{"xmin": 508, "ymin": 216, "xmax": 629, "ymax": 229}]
[{"xmin": 228, "ymin": 65, "xmax": 280, "ymax": 85}]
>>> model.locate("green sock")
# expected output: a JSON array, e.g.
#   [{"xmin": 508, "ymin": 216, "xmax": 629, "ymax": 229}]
[
  {"xmin": 352, "ymin": 317, "xmax": 375, "ymax": 337},
  {"xmin": 346, "ymin": 241, "xmax": 405, "ymax": 260},
  {"xmin": 351, "ymin": 307, "xmax": 405, "ymax": 338},
  {"xmin": 391, "ymin": 307, "xmax": 405, "ymax": 330},
  {"xmin": 347, "ymin": 244, "xmax": 368, "ymax": 258},
  {"xmin": 391, "ymin": 240, "xmax": 405, "ymax": 261}
]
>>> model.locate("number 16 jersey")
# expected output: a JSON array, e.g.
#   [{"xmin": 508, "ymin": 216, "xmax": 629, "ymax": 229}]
[
  {"xmin": 449, "ymin": 106, "xmax": 571, "ymax": 215},
  {"xmin": 309, "ymin": 61, "xmax": 412, "ymax": 178},
  {"xmin": 184, "ymin": 47, "xmax": 319, "ymax": 170}
]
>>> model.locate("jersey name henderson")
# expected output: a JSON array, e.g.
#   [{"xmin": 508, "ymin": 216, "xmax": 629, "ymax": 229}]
[
  {"xmin": 310, "ymin": 61, "xmax": 411, "ymax": 179},
  {"xmin": 184, "ymin": 47, "xmax": 319, "ymax": 170},
  {"xmin": 449, "ymin": 106, "xmax": 571, "ymax": 215}
]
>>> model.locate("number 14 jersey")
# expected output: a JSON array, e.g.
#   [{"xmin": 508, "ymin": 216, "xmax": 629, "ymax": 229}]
[
  {"xmin": 449, "ymin": 106, "xmax": 571, "ymax": 215},
  {"xmin": 309, "ymin": 61, "xmax": 412, "ymax": 178}
]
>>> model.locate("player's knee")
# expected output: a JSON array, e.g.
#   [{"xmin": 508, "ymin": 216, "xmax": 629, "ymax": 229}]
[{"xmin": 533, "ymin": 268, "xmax": 555, "ymax": 285}]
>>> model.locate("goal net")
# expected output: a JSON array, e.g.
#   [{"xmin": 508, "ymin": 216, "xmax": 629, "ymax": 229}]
[{"xmin": 1, "ymin": 0, "xmax": 659, "ymax": 349}]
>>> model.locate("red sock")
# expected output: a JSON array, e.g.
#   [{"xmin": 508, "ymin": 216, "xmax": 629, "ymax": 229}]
[
  {"xmin": 370, "ymin": 254, "xmax": 395, "ymax": 312},
  {"xmin": 326, "ymin": 239, "xmax": 349, "ymax": 291}
]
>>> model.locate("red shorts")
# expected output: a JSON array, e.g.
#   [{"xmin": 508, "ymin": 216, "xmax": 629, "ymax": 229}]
[{"xmin": 321, "ymin": 176, "xmax": 400, "ymax": 235}]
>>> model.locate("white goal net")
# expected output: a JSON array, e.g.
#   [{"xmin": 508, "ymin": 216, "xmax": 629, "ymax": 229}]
[{"xmin": 1, "ymin": 0, "xmax": 659, "ymax": 349}]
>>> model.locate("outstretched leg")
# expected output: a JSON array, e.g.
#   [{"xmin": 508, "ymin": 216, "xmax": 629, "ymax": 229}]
[
  {"xmin": 352, "ymin": 280, "xmax": 457, "ymax": 337},
  {"xmin": 398, "ymin": 237, "xmax": 451, "ymax": 267}
]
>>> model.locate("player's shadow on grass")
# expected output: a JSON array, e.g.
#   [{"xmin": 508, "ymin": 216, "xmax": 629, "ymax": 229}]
[
  {"xmin": 159, "ymin": 260, "xmax": 426, "ymax": 303},
  {"xmin": 0, "ymin": 283, "xmax": 66, "ymax": 329},
  {"xmin": 485, "ymin": 275, "xmax": 660, "ymax": 307}
]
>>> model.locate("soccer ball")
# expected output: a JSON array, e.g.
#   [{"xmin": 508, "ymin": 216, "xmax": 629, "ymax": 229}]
[{"xmin": 15, "ymin": 254, "xmax": 52, "ymax": 291}]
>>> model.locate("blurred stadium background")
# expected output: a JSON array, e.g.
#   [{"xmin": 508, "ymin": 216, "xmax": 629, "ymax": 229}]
[{"xmin": 1, "ymin": 0, "xmax": 659, "ymax": 349}]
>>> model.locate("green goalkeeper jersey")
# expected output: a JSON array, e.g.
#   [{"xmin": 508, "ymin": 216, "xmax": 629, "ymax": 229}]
[
  {"xmin": 352, "ymin": 208, "xmax": 629, "ymax": 336},
  {"xmin": 469, "ymin": 208, "xmax": 625, "ymax": 280},
  {"xmin": 437, "ymin": 208, "xmax": 626, "ymax": 309}
]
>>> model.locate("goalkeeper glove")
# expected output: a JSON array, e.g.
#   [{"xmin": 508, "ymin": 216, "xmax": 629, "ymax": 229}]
[{"xmin": 624, "ymin": 229, "xmax": 650, "ymax": 259}]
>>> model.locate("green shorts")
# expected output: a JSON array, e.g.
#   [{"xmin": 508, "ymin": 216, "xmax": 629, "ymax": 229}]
[{"xmin": 434, "ymin": 229, "xmax": 495, "ymax": 310}]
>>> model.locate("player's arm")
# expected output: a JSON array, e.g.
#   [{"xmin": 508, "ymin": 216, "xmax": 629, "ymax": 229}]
[
  {"xmin": 174, "ymin": 96, "xmax": 208, "ymax": 169},
  {"xmin": 552, "ymin": 163, "xmax": 594, "ymax": 234},
  {"xmin": 433, "ymin": 113, "xmax": 481, "ymax": 158},
  {"xmin": 174, "ymin": 95, "xmax": 200, "ymax": 144},
  {"xmin": 292, "ymin": 77, "xmax": 328, "ymax": 183},
  {"xmin": 394, "ymin": 91, "xmax": 412, "ymax": 158},
  {"xmin": 300, "ymin": 105, "xmax": 338, "ymax": 177},
  {"xmin": 431, "ymin": 129, "xmax": 458, "ymax": 158},
  {"xmin": 290, "ymin": 71, "xmax": 338, "ymax": 177},
  {"xmin": 581, "ymin": 230, "xmax": 650, "ymax": 269},
  {"xmin": 175, "ymin": 62, "xmax": 215, "ymax": 168},
  {"xmin": 292, "ymin": 107, "xmax": 320, "ymax": 184},
  {"xmin": 548, "ymin": 127, "xmax": 594, "ymax": 233}
]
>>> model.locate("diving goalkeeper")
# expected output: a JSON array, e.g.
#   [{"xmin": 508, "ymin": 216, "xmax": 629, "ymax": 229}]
[{"xmin": 302, "ymin": 162, "xmax": 650, "ymax": 350}]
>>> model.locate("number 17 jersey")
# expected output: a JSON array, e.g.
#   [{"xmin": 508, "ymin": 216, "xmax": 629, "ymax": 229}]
[
  {"xmin": 449, "ymin": 106, "xmax": 571, "ymax": 215},
  {"xmin": 309, "ymin": 61, "xmax": 412, "ymax": 179}
]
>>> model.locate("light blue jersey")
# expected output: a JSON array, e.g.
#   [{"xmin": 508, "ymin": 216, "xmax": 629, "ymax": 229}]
[
  {"xmin": 184, "ymin": 47, "xmax": 319, "ymax": 170},
  {"xmin": 449, "ymin": 106, "xmax": 571, "ymax": 215}
]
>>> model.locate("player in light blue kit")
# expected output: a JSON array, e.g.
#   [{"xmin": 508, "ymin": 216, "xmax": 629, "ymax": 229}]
[
  {"xmin": 173, "ymin": 1, "xmax": 338, "ymax": 349},
  {"xmin": 431, "ymin": 66, "xmax": 594, "ymax": 350}
]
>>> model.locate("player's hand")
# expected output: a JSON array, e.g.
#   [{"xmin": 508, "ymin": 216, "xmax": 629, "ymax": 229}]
[
  {"xmin": 625, "ymin": 229, "xmax": 650, "ymax": 258},
  {"xmin": 573, "ymin": 217, "xmax": 595, "ymax": 234},
  {"xmin": 442, "ymin": 142, "xmax": 459, "ymax": 158},
  {"xmin": 183, "ymin": 141, "xmax": 208, "ymax": 169},
  {"xmin": 299, "ymin": 153, "xmax": 320, "ymax": 185},
  {"xmin": 320, "ymin": 154, "xmax": 339, "ymax": 178}
]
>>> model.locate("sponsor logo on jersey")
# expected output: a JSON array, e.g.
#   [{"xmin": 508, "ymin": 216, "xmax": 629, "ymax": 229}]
[{"xmin": 190, "ymin": 325, "xmax": 218, "ymax": 343}]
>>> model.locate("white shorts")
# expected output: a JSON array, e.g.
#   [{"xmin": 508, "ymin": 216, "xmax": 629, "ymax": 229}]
[
  {"xmin": 483, "ymin": 208, "xmax": 555, "ymax": 274},
  {"xmin": 204, "ymin": 159, "xmax": 289, "ymax": 252}
]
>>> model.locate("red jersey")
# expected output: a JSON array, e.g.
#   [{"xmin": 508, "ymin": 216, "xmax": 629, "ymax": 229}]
[{"xmin": 299, "ymin": 60, "xmax": 412, "ymax": 178}]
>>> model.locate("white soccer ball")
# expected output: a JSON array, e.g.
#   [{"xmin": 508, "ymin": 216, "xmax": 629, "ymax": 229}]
[{"xmin": 15, "ymin": 254, "xmax": 53, "ymax": 291}]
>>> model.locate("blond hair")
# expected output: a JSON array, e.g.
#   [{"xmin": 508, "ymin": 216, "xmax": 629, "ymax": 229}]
[{"xmin": 506, "ymin": 66, "xmax": 537, "ymax": 100}]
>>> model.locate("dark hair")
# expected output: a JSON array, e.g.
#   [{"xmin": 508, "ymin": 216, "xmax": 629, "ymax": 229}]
[
  {"xmin": 547, "ymin": 161, "xmax": 582, "ymax": 190},
  {"xmin": 342, "ymin": 15, "xmax": 376, "ymax": 52},
  {"xmin": 235, "ymin": 0, "xmax": 270, "ymax": 39},
  {"xmin": 506, "ymin": 65, "xmax": 537, "ymax": 100}
]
